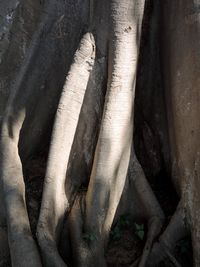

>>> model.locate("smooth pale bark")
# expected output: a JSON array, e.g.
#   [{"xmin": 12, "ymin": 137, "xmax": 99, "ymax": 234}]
[
  {"xmin": 66, "ymin": 1, "xmax": 146, "ymax": 266},
  {"xmin": 161, "ymin": 1, "xmax": 200, "ymax": 265},
  {"xmin": 0, "ymin": 0, "xmax": 44, "ymax": 116},
  {"xmin": 85, "ymin": 0, "xmax": 145, "ymax": 244},
  {"xmin": 0, "ymin": 1, "xmax": 42, "ymax": 263},
  {"xmin": 0, "ymin": 1, "xmax": 91, "ymax": 266},
  {"xmin": 1, "ymin": 0, "xmax": 199, "ymax": 266},
  {"xmin": 0, "ymin": 7, "xmax": 53, "ymax": 263},
  {"xmin": 37, "ymin": 32, "xmax": 95, "ymax": 267},
  {"xmin": 0, "ymin": 115, "xmax": 42, "ymax": 267},
  {"xmin": 0, "ymin": 85, "xmax": 42, "ymax": 267}
]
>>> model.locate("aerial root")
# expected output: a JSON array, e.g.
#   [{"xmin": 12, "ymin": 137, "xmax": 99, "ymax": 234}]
[
  {"xmin": 0, "ymin": 28, "xmax": 95, "ymax": 267},
  {"xmin": 68, "ymin": 194, "xmax": 85, "ymax": 266},
  {"xmin": 127, "ymin": 150, "xmax": 165, "ymax": 267},
  {"xmin": 138, "ymin": 216, "xmax": 163, "ymax": 267},
  {"xmin": 36, "ymin": 32, "xmax": 95, "ymax": 266},
  {"xmin": 147, "ymin": 201, "xmax": 188, "ymax": 267},
  {"xmin": 0, "ymin": 124, "xmax": 42, "ymax": 266},
  {"xmin": 68, "ymin": 194, "xmax": 106, "ymax": 267}
]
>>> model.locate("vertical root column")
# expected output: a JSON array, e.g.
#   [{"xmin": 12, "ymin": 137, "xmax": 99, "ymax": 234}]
[
  {"xmin": 0, "ymin": 112, "xmax": 42, "ymax": 266},
  {"xmin": 74, "ymin": 0, "xmax": 146, "ymax": 265},
  {"xmin": 146, "ymin": 201, "xmax": 188, "ymax": 267},
  {"xmin": 36, "ymin": 32, "xmax": 95, "ymax": 266},
  {"xmin": 125, "ymin": 149, "xmax": 165, "ymax": 267},
  {"xmin": 0, "ymin": 7, "xmax": 58, "ymax": 264}
]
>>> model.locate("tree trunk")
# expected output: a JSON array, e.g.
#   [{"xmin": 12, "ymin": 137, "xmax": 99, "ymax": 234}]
[
  {"xmin": 157, "ymin": 1, "xmax": 200, "ymax": 266},
  {"xmin": 0, "ymin": 0, "xmax": 199, "ymax": 266}
]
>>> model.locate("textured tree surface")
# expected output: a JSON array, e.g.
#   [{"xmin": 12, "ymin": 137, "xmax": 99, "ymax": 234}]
[{"xmin": 0, "ymin": 0, "xmax": 199, "ymax": 266}]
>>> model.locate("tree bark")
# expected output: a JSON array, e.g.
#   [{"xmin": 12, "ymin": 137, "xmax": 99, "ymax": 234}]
[
  {"xmin": 159, "ymin": 1, "xmax": 200, "ymax": 266},
  {"xmin": 0, "ymin": 0, "xmax": 199, "ymax": 266}
]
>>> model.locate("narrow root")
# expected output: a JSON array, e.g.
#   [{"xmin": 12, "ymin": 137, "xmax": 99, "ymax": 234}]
[
  {"xmin": 147, "ymin": 201, "xmax": 188, "ymax": 266},
  {"xmin": 139, "ymin": 216, "xmax": 163, "ymax": 267},
  {"xmin": 68, "ymin": 194, "xmax": 106, "ymax": 267},
  {"xmin": 0, "ymin": 117, "xmax": 42, "ymax": 266},
  {"xmin": 85, "ymin": 0, "xmax": 145, "ymax": 246},
  {"xmin": 36, "ymin": 32, "xmax": 95, "ymax": 266},
  {"xmin": 127, "ymin": 149, "xmax": 165, "ymax": 267}
]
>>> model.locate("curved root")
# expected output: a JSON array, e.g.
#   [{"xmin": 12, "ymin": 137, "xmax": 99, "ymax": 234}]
[
  {"xmin": 147, "ymin": 201, "xmax": 188, "ymax": 267},
  {"xmin": 36, "ymin": 32, "xmax": 95, "ymax": 266}
]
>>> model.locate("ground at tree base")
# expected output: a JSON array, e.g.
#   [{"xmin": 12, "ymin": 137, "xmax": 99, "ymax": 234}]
[{"xmin": 24, "ymin": 157, "xmax": 193, "ymax": 267}]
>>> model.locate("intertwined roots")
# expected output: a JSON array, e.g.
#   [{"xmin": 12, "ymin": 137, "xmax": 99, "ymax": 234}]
[{"xmin": 0, "ymin": 0, "xmax": 193, "ymax": 266}]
